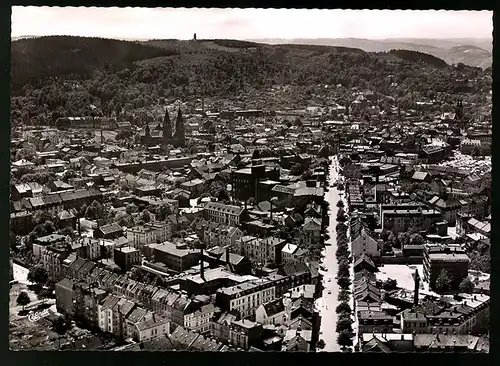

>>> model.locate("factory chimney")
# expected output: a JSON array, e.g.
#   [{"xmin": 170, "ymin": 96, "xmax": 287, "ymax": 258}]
[
  {"xmin": 225, "ymin": 246, "xmax": 233, "ymax": 273},
  {"xmin": 413, "ymin": 268, "xmax": 420, "ymax": 307},
  {"xmin": 199, "ymin": 247, "xmax": 205, "ymax": 281}
]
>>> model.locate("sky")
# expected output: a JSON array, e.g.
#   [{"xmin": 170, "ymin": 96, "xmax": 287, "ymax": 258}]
[{"xmin": 11, "ymin": 7, "xmax": 493, "ymax": 40}]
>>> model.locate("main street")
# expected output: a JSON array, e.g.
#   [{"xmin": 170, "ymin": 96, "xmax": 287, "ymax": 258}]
[{"xmin": 316, "ymin": 155, "xmax": 343, "ymax": 352}]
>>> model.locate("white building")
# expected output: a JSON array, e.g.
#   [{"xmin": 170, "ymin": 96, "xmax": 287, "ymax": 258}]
[{"xmin": 184, "ymin": 304, "xmax": 219, "ymax": 334}]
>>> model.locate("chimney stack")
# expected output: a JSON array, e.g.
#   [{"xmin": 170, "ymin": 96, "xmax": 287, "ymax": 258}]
[
  {"xmin": 200, "ymin": 247, "xmax": 205, "ymax": 281},
  {"xmin": 226, "ymin": 246, "xmax": 232, "ymax": 273},
  {"xmin": 413, "ymin": 269, "xmax": 420, "ymax": 306}
]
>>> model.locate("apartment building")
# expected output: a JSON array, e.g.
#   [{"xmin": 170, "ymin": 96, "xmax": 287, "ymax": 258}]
[
  {"xmin": 126, "ymin": 221, "xmax": 172, "ymax": 250},
  {"xmin": 204, "ymin": 202, "xmax": 248, "ymax": 226}
]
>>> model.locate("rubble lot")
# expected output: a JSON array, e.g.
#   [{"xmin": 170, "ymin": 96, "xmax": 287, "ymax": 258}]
[
  {"xmin": 9, "ymin": 317, "xmax": 63, "ymax": 351},
  {"xmin": 9, "ymin": 316, "xmax": 96, "ymax": 351}
]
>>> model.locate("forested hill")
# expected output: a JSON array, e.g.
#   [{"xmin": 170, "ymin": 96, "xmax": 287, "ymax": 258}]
[
  {"xmin": 388, "ymin": 50, "xmax": 448, "ymax": 69},
  {"xmin": 11, "ymin": 36, "xmax": 491, "ymax": 127},
  {"xmin": 11, "ymin": 36, "xmax": 179, "ymax": 91}
]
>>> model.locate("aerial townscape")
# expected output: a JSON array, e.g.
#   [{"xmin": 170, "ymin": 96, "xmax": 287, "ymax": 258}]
[{"xmin": 9, "ymin": 28, "xmax": 491, "ymax": 352}]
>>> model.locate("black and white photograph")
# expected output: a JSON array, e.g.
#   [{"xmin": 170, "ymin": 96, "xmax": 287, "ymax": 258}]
[{"xmin": 9, "ymin": 7, "xmax": 492, "ymax": 353}]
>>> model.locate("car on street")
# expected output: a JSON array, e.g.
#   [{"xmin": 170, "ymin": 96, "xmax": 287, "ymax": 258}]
[{"xmin": 328, "ymin": 290, "xmax": 332, "ymax": 294}]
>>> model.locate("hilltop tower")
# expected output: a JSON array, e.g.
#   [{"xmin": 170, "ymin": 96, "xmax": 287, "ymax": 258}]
[
  {"xmin": 173, "ymin": 107, "xmax": 186, "ymax": 147},
  {"xmin": 162, "ymin": 108, "xmax": 173, "ymax": 153}
]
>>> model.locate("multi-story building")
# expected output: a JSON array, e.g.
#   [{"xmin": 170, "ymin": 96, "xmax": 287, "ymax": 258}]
[
  {"xmin": 235, "ymin": 236, "xmax": 287, "ymax": 265},
  {"xmin": 352, "ymin": 229, "xmax": 379, "ymax": 259},
  {"xmin": 423, "ymin": 244, "xmax": 470, "ymax": 290},
  {"xmin": 127, "ymin": 220, "xmax": 175, "ymax": 251},
  {"xmin": 204, "ymin": 202, "xmax": 248, "ymax": 226},
  {"xmin": 133, "ymin": 315, "xmax": 171, "ymax": 342},
  {"xmin": 401, "ymin": 294, "xmax": 490, "ymax": 336},
  {"xmin": 428, "ymin": 196, "xmax": 463, "ymax": 225},
  {"xmin": 231, "ymin": 161, "xmax": 280, "ymax": 201},
  {"xmin": 216, "ymin": 278, "xmax": 277, "ymax": 318},
  {"xmin": 203, "ymin": 223, "xmax": 243, "ymax": 249},
  {"xmin": 211, "ymin": 312, "xmax": 238, "ymax": 345},
  {"xmin": 32, "ymin": 234, "xmax": 68, "ymax": 258},
  {"xmin": 184, "ymin": 304, "xmax": 219, "ymax": 334},
  {"xmin": 215, "ymin": 271, "xmax": 311, "ymax": 318},
  {"xmin": 145, "ymin": 242, "xmax": 200, "ymax": 273},
  {"xmin": 113, "ymin": 246, "xmax": 141, "ymax": 272},
  {"xmin": 77, "ymin": 237, "xmax": 101, "ymax": 261},
  {"xmin": 41, "ymin": 243, "xmax": 71, "ymax": 280},
  {"xmin": 229, "ymin": 319, "xmax": 263, "ymax": 350},
  {"xmin": 358, "ymin": 310, "xmax": 394, "ymax": 334},
  {"xmin": 382, "ymin": 208, "xmax": 443, "ymax": 234},
  {"xmin": 301, "ymin": 217, "xmax": 322, "ymax": 245}
]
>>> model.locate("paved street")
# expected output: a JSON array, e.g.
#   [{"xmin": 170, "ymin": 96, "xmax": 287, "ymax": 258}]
[{"xmin": 316, "ymin": 156, "xmax": 342, "ymax": 352}]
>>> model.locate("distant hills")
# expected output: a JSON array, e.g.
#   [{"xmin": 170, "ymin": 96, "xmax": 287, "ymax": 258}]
[
  {"xmin": 10, "ymin": 36, "xmax": 491, "ymax": 126},
  {"xmin": 12, "ymin": 35, "xmax": 491, "ymax": 69},
  {"xmin": 247, "ymin": 37, "xmax": 492, "ymax": 69}
]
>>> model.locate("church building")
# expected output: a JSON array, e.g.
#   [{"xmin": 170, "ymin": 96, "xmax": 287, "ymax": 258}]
[{"xmin": 141, "ymin": 106, "xmax": 186, "ymax": 151}]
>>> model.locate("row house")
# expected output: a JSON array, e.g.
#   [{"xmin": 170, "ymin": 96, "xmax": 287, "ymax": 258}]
[
  {"xmin": 97, "ymin": 294, "xmax": 136, "ymax": 339},
  {"xmin": 184, "ymin": 303, "xmax": 219, "ymax": 334},
  {"xmin": 203, "ymin": 202, "xmax": 248, "ymax": 226}
]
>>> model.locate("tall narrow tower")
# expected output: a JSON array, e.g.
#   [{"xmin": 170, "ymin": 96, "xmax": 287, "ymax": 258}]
[
  {"xmin": 162, "ymin": 108, "xmax": 173, "ymax": 153},
  {"xmin": 173, "ymin": 107, "xmax": 186, "ymax": 147}
]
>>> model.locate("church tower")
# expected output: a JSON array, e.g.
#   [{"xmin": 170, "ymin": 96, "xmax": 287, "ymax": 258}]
[
  {"xmin": 162, "ymin": 108, "xmax": 173, "ymax": 153},
  {"xmin": 173, "ymin": 107, "xmax": 186, "ymax": 147},
  {"xmin": 455, "ymin": 100, "xmax": 464, "ymax": 120}
]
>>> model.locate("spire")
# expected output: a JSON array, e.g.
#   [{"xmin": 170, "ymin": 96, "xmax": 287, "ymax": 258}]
[
  {"xmin": 173, "ymin": 107, "xmax": 185, "ymax": 147},
  {"xmin": 163, "ymin": 108, "xmax": 173, "ymax": 140},
  {"xmin": 162, "ymin": 108, "xmax": 173, "ymax": 153}
]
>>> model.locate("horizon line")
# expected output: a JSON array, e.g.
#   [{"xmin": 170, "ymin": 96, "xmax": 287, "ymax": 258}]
[{"xmin": 12, "ymin": 34, "xmax": 493, "ymax": 41}]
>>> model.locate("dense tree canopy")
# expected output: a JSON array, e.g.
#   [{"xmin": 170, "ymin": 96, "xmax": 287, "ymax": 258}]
[{"xmin": 11, "ymin": 36, "xmax": 490, "ymax": 128}]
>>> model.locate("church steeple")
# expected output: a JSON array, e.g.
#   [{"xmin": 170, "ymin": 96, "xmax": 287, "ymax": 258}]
[
  {"xmin": 162, "ymin": 108, "xmax": 173, "ymax": 152},
  {"xmin": 173, "ymin": 107, "xmax": 186, "ymax": 147}
]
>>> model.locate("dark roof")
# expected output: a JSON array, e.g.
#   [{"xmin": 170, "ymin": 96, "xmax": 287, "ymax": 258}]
[
  {"xmin": 262, "ymin": 298, "xmax": 285, "ymax": 317},
  {"xmin": 353, "ymin": 254, "xmax": 377, "ymax": 272}
]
